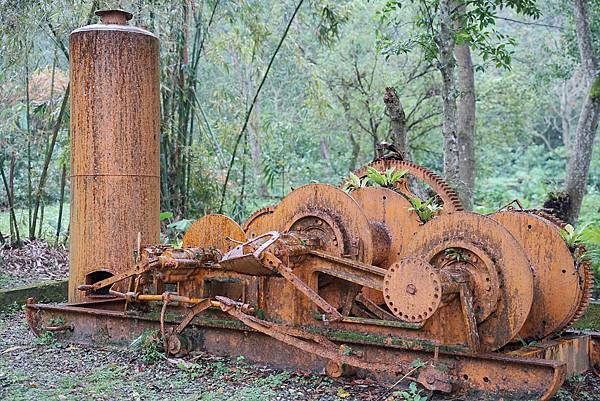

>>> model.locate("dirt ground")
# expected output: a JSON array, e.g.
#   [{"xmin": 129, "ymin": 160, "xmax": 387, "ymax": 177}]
[{"xmin": 1, "ymin": 308, "xmax": 599, "ymax": 401}]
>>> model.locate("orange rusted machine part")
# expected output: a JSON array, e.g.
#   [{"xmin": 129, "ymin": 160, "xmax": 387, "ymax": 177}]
[
  {"xmin": 26, "ymin": 9, "xmax": 600, "ymax": 401},
  {"xmin": 68, "ymin": 9, "xmax": 160, "ymax": 302}
]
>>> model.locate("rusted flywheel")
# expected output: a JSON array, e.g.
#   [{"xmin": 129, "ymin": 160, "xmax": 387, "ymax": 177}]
[
  {"xmin": 183, "ymin": 214, "xmax": 246, "ymax": 253},
  {"xmin": 269, "ymin": 184, "xmax": 376, "ymax": 314},
  {"xmin": 522, "ymin": 209, "xmax": 594, "ymax": 331},
  {"xmin": 270, "ymin": 184, "xmax": 374, "ymax": 263},
  {"xmin": 242, "ymin": 205, "xmax": 276, "ymax": 239},
  {"xmin": 490, "ymin": 211, "xmax": 582, "ymax": 340},
  {"xmin": 351, "ymin": 186, "xmax": 421, "ymax": 305},
  {"xmin": 349, "ymin": 159, "xmax": 463, "ymax": 212},
  {"xmin": 402, "ymin": 212, "xmax": 534, "ymax": 352}
]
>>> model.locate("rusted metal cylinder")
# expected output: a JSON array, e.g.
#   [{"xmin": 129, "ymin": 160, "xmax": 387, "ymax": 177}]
[{"xmin": 68, "ymin": 10, "xmax": 160, "ymax": 302}]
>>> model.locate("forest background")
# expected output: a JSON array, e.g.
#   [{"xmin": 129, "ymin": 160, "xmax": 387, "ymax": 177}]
[{"xmin": 0, "ymin": 0, "xmax": 598, "ymax": 294}]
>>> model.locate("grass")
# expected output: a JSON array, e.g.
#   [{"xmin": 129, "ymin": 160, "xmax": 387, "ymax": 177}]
[
  {"xmin": 0, "ymin": 202, "xmax": 70, "ymax": 241},
  {"xmin": 573, "ymin": 303, "xmax": 600, "ymax": 331}
]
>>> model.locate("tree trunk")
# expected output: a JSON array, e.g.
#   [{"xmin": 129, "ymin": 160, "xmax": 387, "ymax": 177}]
[
  {"xmin": 564, "ymin": 0, "xmax": 600, "ymax": 224},
  {"xmin": 438, "ymin": 0, "xmax": 460, "ymax": 189},
  {"xmin": 383, "ymin": 87, "xmax": 409, "ymax": 157},
  {"xmin": 455, "ymin": 39, "xmax": 476, "ymax": 210}
]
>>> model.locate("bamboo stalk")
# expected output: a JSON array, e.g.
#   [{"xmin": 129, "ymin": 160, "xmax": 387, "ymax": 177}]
[
  {"xmin": 25, "ymin": 51, "xmax": 33, "ymax": 238},
  {"xmin": 30, "ymin": 84, "xmax": 70, "ymax": 238},
  {"xmin": 9, "ymin": 154, "xmax": 18, "ymax": 243},
  {"xmin": 0, "ymin": 159, "xmax": 20, "ymax": 244},
  {"xmin": 55, "ymin": 161, "xmax": 66, "ymax": 243},
  {"xmin": 218, "ymin": 0, "xmax": 306, "ymax": 213}
]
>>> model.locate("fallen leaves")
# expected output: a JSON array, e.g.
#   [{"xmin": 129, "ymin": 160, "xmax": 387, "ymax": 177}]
[{"xmin": 0, "ymin": 239, "xmax": 68, "ymax": 288}]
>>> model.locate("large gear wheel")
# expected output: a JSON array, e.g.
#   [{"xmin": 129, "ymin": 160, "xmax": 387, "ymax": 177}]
[
  {"xmin": 242, "ymin": 205, "xmax": 275, "ymax": 239},
  {"xmin": 349, "ymin": 159, "xmax": 463, "ymax": 212},
  {"xmin": 403, "ymin": 212, "xmax": 534, "ymax": 352},
  {"xmin": 183, "ymin": 214, "xmax": 246, "ymax": 253},
  {"xmin": 490, "ymin": 211, "xmax": 583, "ymax": 340},
  {"xmin": 270, "ymin": 184, "xmax": 374, "ymax": 264},
  {"xmin": 523, "ymin": 209, "xmax": 594, "ymax": 332}
]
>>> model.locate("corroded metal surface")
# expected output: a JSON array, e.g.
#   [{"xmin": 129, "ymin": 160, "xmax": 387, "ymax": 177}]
[
  {"xmin": 402, "ymin": 212, "xmax": 534, "ymax": 352},
  {"xmin": 242, "ymin": 205, "xmax": 275, "ymax": 238},
  {"xmin": 491, "ymin": 211, "xmax": 582, "ymax": 339},
  {"xmin": 523, "ymin": 209, "xmax": 595, "ymax": 330},
  {"xmin": 45, "ymin": 9, "xmax": 600, "ymax": 399},
  {"xmin": 182, "ymin": 214, "xmax": 246, "ymax": 252},
  {"xmin": 270, "ymin": 183, "xmax": 374, "ymax": 264},
  {"xmin": 350, "ymin": 159, "xmax": 463, "ymax": 212},
  {"xmin": 383, "ymin": 257, "xmax": 442, "ymax": 322},
  {"xmin": 68, "ymin": 10, "xmax": 160, "ymax": 302},
  {"xmin": 26, "ymin": 300, "xmax": 572, "ymax": 400}
]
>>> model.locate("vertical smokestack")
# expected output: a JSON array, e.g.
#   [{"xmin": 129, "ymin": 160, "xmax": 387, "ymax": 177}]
[{"xmin": 68, "ymin": 10, "xmax": 160, "ymax": 302}]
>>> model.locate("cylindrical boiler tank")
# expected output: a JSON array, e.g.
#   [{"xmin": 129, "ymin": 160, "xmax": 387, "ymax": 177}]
[{"xmin": 68, "ymin": 10, "xmax": 160, "ymax": 302}]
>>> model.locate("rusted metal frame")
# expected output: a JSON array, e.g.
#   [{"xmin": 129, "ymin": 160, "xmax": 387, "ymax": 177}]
[
  {"xmin": 175, "ymin": 299, "xmax": 213, "ymax": 334},
  {"xmin": 24, "ymin": 301, "xmax": 569, "ymax": 399},
  {"xmin": 216, "ymin": 296, "xmax": 415, "ymax": 377},
  {"xmin": 496, "ymin": 199, "xmax": 525, "ymax": 212},
  {"xmin": 260, "ymin": 252, "xmax": 343, "ymax": 321},
  {"xmin": 80, "ymin": 248, "xmax": 222, "ymax": 294},
  {"xmin": 340, "ymin": 316, "xmax": 425, "ymax": 329},
  {"xmin": 78, "ymin": 258, "xmax": 159, "ymax": 293},
  {"xmin": 308, "ymin": 253, "xmax": 384, "ymax": 291},
  {"xmin": 459, "ymin": 283, "xmax": 481, "ymax": 352},
  {"xmin": 355, "ymin": 293, "xmax": 399, "ymax": 321}
]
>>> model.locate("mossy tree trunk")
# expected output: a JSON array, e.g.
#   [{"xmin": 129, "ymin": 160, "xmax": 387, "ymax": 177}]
[{"xmin": 565, "ymin": 0, "xmax": 600, "ymax": 224}]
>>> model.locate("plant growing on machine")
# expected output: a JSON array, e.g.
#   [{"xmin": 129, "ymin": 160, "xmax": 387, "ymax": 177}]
[
  {"xmin": 444, "ymin": 248, "xmax": 468, "ymax": 262},
  {"xmin": 561, "ymin": 223, "xmax": 600, "ymax": 260},
  {"xmin": 129, "ymin": 329, "xmax": 164, "ymax": 364},
  {"xmin": 408, "ymin": 196, "xmax": 441, "ymax": 223},
  {"xmin": 365, "ymin": 166, "xmax": 408, "ymax": 187},
  {"xmin": 343, "ymin": 167, "xmax": 407, "ymax": 192},
  {"xmin": 342, "ymin": 172, "xmax": 370, "ymax": 192}
]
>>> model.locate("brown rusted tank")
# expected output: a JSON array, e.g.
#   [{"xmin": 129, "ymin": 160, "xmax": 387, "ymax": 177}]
[{"xmin": 68, "ymin": 9, "xmax": 160, "ymax": 302}]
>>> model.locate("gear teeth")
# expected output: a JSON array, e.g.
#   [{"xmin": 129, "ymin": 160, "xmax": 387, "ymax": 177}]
[
  {"xmin": 242, "ymin": 205, "xmax": 275, "ymax": 232},
  {"xmin": 348, "ymin": 160, "xmax": 464, "ymax": 212},
  {"xmin": 566, "ymin": 259, "xmax": 594, "ymax": 329}
]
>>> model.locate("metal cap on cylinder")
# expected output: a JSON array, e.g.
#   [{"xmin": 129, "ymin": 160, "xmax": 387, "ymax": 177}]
[
  {"xmin": 68, "ymin": 10, "xmax": 160, "ymax": 302},
  {"xmin": 95, "ymin": 9, "xmax": 133, "ymax": 24}
]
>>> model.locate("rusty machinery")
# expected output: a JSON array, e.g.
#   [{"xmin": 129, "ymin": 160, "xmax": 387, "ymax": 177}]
[{"xmin": 26, "ymin": 10, "xmax": 599, "ymax": 401}]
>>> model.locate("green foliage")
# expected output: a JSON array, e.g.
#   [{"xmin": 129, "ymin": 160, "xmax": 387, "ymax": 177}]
[
  {"xmin": 444, "ymin": 248, "xmax": 467, "ymax": 262},
  {"xmin": 408, "ymin": 196, "xmax": 441, "ymax": 223},
  {"xmin": 392, "ymin": 381, "xmax": 428, "ymax": 401},
  {"xmin": 342, "ymin": 172, "xmax": 370, "ymax": 192},
  {"xmin": 366, "ymin": 166, "xmax": 407, "ymax": 186},
  {"xmin": 560, "ymin": 223, "xmax": 588, "ymax": 248},
  {"xmin": 590, "ymin": 74, "xmax": 600, "ymax": 101},
  {"xmin": 160, "ymin": 211, "xmax": 174, "ymax": 221},
  {"xmin": 343, "ymin": 167, "xmax": 407, "ymax": 192},
  {"xmin": 409, "ymin": 358, "xmax": 427, "ymax": 369},
  {"xmin": 34, "ymin": 330, "xmax": 56, "ymax": 346},
  {"xmin": 376, "ymin": 0, "xmax": 540, "ymax": 70},
  {"xmin": 129, "ymin": 329, "xmax": 164, "ymax": 364}
]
